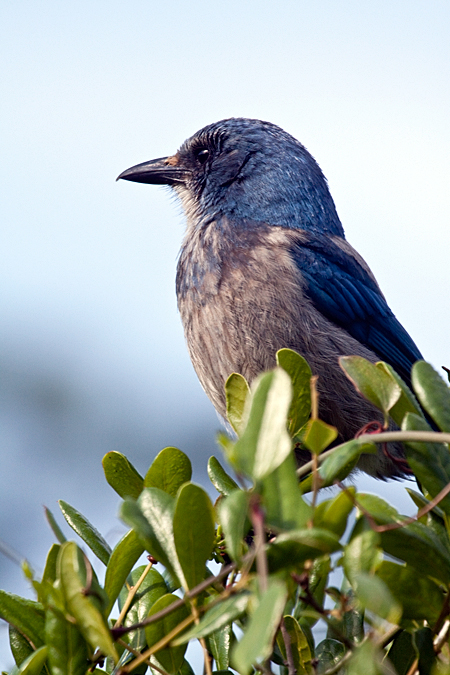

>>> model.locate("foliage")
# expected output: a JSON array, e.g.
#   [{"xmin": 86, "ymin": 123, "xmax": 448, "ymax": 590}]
[{"xmin": 2, "ymin": 352, "xmax": 450, "ymax": 675}]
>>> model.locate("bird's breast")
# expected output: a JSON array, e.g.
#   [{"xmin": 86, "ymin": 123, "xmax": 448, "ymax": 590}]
[{"xmin": 176, "ymin": 224, "xmax": 315, "ymax": 414}]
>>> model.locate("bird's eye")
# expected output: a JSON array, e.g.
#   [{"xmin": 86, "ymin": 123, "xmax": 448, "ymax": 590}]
[{"xmin": 195, "ymin": 148, "xmax": 209, "ymax": 165}]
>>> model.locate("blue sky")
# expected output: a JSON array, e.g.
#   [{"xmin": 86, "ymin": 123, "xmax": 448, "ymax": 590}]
[{"xmin": 1, "ymin": 1, "xmax": 449, "ymax": 666}]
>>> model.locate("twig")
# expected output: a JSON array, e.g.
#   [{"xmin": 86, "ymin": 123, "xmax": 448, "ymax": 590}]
[
  {"xmin": 296, "ymin": 430, "xmax": 450, "ymax": 479},
  {"xmin": 111, "ymin": 560, "xmax": 238, "ymax": 640},
  {"xmin": 250, "ymin": 497, "xmax": 268, "ymax": 593},
  {"xmin": 114, "ymin": 559, "xmax": 154, "ymax": 628},
  {"xmin": 121, "ymin": 613, "xmax": 196, "ymax": 672},
  {"xmin": 405, "ymin": 657, "xmax": 419, "ymax": 675},
  {"xmin": 336, "ymin": 480, "xmax": 450, "ymax": 533},
  {"xmin": 280, "ymin": 617, "xmax": 296, "ymax": 675}
]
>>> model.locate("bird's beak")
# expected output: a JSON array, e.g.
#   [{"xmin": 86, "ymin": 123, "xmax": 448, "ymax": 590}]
[{"xmin": 116, "ymin": 155, "xmax": 188, "ymax": 185}]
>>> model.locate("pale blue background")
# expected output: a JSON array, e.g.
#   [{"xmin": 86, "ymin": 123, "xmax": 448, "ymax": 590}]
[{"xmin": 1, "ymin": 1, "xmax": 449, "ymax": 667}]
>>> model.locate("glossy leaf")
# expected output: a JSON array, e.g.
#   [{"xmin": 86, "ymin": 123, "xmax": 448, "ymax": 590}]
[
  {"xmin": 9, "ymin": 627, "xmax": 34, "ymax": 666},
  {"xmin": 318, "ymin": 440, "xmax": 376, "ymax": 486},
  {"xmin": 268, "ymin": 529, "xmax": 341, "ymax": 571},
  {"xmin": 45, "ymin": 606, "xmax": 88, "ymax": 675},
  {"xmin": 276, "ymin": 348, "xmax": 312, "ymax": 436},
  {"xmin": 376, "ymin": 362, "xmax": 424, "ymax": 427},
  {"xmin": 58, "ymin": 541, "xmax": 118, "ymax": 660},
  {"xmin": 340, "ymin": 355, "xmax": 401, "ymax": 417},
  {"xmin": 232, "ymin": 580, "xmax": 287, "ymax": 675},
  {"xmin": 104, "ymin": 529, "xmax": 145, "ymax": 614},
  {"xmin": 225, "ymin": 373, "xmax": 250, "ymax": 435},
  {"xmin": 218, "ymin": 489, "xmax": 251, "ymax": 561},
  {"xmin": 277, "ymin": 615, "xmax": 312, "ymax": 674},
  {"xmin": 261, "ymin": 451, "xmax": 312, "ymax": 531},
  {"xmin": 377, "ymin": 560, "xmax": 443, "ymax": 623},
  {"xmin": 173, "ymin": 593, "xmax": 250, "ymax": 645},
  {"xmin": 403, "ymin": 412, "xmax": 450, "ymax": 516},
  {"xmin": 44, "ymin": 507, "xmax": 66, "ymax": 543},
  {"xmin": 145, "ymin": 447, "xmax": 192, "ymax": 496},
  {"xmin": 412, "ymin": 360, "xmax": 450, "ymax": 431},
  {"xmin": 11, "ymin": 645, "xmax": 47, "ymax": 675},
  {"xmin": 121, "ymin": 488, "xmax": 183, "ymax": 585},
  {"xmin": 230, "ymin": 368, "xmax": 292, "ymax": 480},
  {"xmin": 145, "ymin": 593, "xmax": 190, "ymax": 673},
  {"xmin": 173, "ymin": 483, "xmax": 216, "ymax": 590},
  {"xmin": 303, "ymin": 418, "xmax": 337, "ymax": 455},
  {"xmin": 207, "ymin": 456, "xmax": 239, "ymax": 496},
  {"xmin": 314, "ymin": 488, "xmax": 355, "ymax": 537},
  {"xmin": 58, "ymin": 500, "xmax": 112, "ymax": 565},
  {"xmin": 102, "ymin": 451, "xmax": 144, "ymax": 499},
  {"xmin": 357, "ymin": 493, "xmax": 450, "ymax": 584},
  {"xmin": 315, "ymin": 639, "xmax": 346, "ymax": 672},
  {"xmin": 0, "ymin": 591, "xmax": 45, "ymax": 647},
  {"xmin": 207, "ymin": 624, "xmax": 232, "ymax": 671}
]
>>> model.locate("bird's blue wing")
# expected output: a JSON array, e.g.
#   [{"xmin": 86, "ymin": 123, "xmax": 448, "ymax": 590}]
[{"xmin": 289, "ymin": 232, "xmax": 422, "ymax": 385}]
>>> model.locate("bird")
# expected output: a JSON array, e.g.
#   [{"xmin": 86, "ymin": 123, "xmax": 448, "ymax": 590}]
[{"xmin": 117, "ymin": 117, "xmax": 423, "ymax": 479}]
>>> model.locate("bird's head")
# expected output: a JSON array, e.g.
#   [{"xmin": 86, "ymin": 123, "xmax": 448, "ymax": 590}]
[{"xmin": 118, "ymin": 118, "xmax": 344, "ymax": 236}]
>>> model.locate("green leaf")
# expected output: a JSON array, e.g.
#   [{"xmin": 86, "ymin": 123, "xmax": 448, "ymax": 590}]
[
  {"xmin": 207, "ymin": 624, "xmax": 232, "ymax": 671},
  {"xmin": 218, "ymin": 489, "xmax": 251, "ymax": 562},
  {"xmin": 412, "ymin": 361, "xmax": 450, "ymax": 431},
  {"xmin": 352, "ymin": 572, "xmax": 402, "ymax": 624},
  {"xmin": 343, "ymin": 526, "xmax": 382, "ymax": 583},
  {"xmin": 346, "ymin": 640, "xmax": 390, "ymax": 675},
  {"xmin": 145, "ymin": 447, "xmax": 192, "ymax": 496},
  {"xmin": 119, "ymin": 566, "xmax": 168, "ymax": 652},
  {"xmin": 232, "ymin": 580, "xmax": 287, "ymax": 675},
  {"xmin": 58, "ymin": 541, "xmax": 118, "ymax": 660},
  {"xmin": 102, "ymin": 451, "xmax": 144, "ymax": 499},
  {"xmin": 173, "ymin": 483, "xmax": 216, "ymax": 590},
  {"xmin": 315, "ymin": 639, "xmax": 346, "ymax": 673},
  {"xmin": 377, "ymin": 560, "xmax": 443, "ymax": 624},
  {"xmin": 44, "ymin": 507, "xmax": 66, "ymax": 543},
  {"xmin": 318, "ymin": 440, "xmax": 376, "ymax": 486},
  {"xmin": 58, "ymin": 500, "xmax": 112, "ymax": 565},
  {"xmin": 104, "ymin": 529, "xmax": 145, "ymax": 614},
  {"xmin": 45, "ymin": 606, "xmax": 88, "ymax": 675},
  {"xmin": 230, "ymin": 368, "xmax": 292, "ymax": 480},
  {"xmin": 144, "ymin": 593, "xmax": 190, "ymax": 673},
  {"xmin": 413, "ymin": 627, "xmax": 435, "ymax": 675},
  {"xmin": 403, "ymin": 412, "xmax": 450, "ymax": 516},
  {"xmin": 276, "ymin": 348, "xmax": 312, "ymax": 436},
  {"xmin": 376, "ymin": 362, "xmax": 424, "ymax": 427},
  {"xmin": 406, "ymin": 488, "xmax": 450, "ymax": 551},
  {"xmin": 387, "ymin": 630, "xmax": 416, "ymax": 675},
  {"xmin": 277, "ymin": 615, "xmax": 312, "ymax": 674},
  {"xmin": 225, "ymin": 373, "xmax": 250, "ymax": 435},
  {"xmin": 207, "ymin": 456, "xmax": 239, "ymax": 496},
  {"xmin": 9, "ymin": 627, "xmax": 34, "ymax": 666},
  {"xmin": 294, "ymin": 556, "xmax": 331, "ymax": 628},
  {"xmin": 173, "ymin": 593, "xmax": 250, "ymax": 645},
  {"xmin": 12, "ymin": 645, "xmax": 47, "ymax": 675},
  {"xmin": 314, "ymin": 488, "xmax": 355, "ymax": 538},
  {"xmin": 121, "ymin": 488, "xmax": 183, "ymax": 586},
  {"xmin": 357, "ymin": 494, "xmax": 450, "ymax": 584},
  {"xmin": 261, "ymin": 451, "xmax": 312, "ymax": 531},
  {"xmin": 0, "ymin": 591, "xmax": 45, "ymax": 647},
  {"xmin": 267, "ymin": 529, "xmax": 341, "ymax": 571},
  {"xmin": 340, "ymin": 355, "xmax": 401, "ymax": 417},
  {"xmin": 303, "ymin": 418, "xmax": 338, "ymax": 455}
]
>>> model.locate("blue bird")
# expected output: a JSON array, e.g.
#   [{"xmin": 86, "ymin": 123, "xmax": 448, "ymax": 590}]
[{"xmin": 118, "ymin": 118, "xmax": 423, "ymax": 478}]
